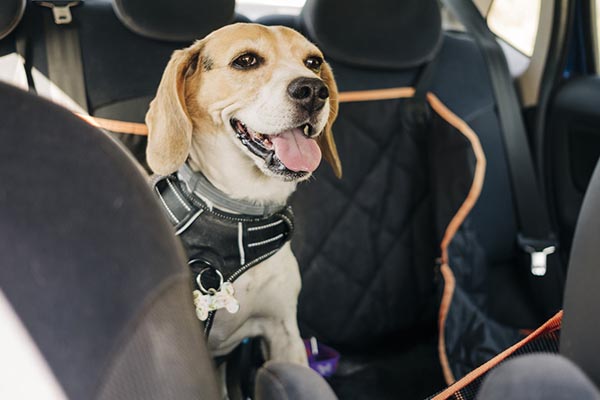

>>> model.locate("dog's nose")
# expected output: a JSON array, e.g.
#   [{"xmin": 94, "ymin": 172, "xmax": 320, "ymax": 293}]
[{"xmin": 287, "ymin": 77, "xmax": 329, "ymax": 113}]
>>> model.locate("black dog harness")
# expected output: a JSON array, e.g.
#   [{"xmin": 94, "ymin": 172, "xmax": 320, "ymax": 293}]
[{"xmin": 152, "ymin": 163, "xmax": 294, "ymax": 336}]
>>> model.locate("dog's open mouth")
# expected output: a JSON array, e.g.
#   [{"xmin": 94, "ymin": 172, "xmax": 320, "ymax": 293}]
[{"xmin": 231, "ymin": 118, "xmax": 322, "ymax": 180}]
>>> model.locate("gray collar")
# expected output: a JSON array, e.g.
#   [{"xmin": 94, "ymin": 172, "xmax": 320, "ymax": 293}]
[{"xmin": 177, "ymin": 163, "xmax": 284, "ymax": 216}]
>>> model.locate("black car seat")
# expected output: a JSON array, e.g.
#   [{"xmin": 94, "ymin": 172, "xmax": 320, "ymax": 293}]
[
  {"xmin": 0, "ymin": 80, "xmax": 221, "ymax": 400},
  {"xmin": 0, "ymin": 80, "xmax": 339, "ymax": 400},
  {"xmin": 257, "ymin": 0, "xmax": 559, "ymax": 398},
  {"xmin": 13, "ymin": 0, "xmax": 248, "ymax": 170},
  {"xmin": 561, "ymin": 159, "xmax": 600, "ymax": 386}
]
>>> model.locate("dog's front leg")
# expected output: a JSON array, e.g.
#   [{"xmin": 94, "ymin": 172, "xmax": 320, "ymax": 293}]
[
  {"xmin": 240, "ymin": 245, "xmax": 308, "ymax": 365},
  {"xmin": 261, "ymin": 316, "xmax": 308, "ymax": 366}
]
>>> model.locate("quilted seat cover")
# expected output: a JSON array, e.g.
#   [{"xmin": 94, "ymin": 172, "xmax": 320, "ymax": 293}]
[{"xmin": 291, "ymin": 90, "xmax": 524, "ymax": 386}]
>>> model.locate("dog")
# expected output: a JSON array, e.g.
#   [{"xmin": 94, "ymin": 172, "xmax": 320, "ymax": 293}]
[{"xmin": 146, "ymin": 23, "xmax": 341, "ymax": 365}]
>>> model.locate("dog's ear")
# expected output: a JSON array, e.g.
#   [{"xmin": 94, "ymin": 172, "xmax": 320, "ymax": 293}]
[
  {"xmin": 318, "ymin": 61, "xmax": 342, "ymax": 179},
  {"xmin": 146, "ymin": 43, "xmax": 203, "ymax": 175}
]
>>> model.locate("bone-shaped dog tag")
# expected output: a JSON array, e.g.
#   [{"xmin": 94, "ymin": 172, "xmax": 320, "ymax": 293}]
[
  {"xmin": 192, "ymin": 290, "xmax": 210, "ymax": 321},
  {"xmin": 210, "ymin": 282, "xmax": 240, "ymax": 314},
  {"xmin": 192, "ymin": 269, "xmax": 240, "ymax": 321}
]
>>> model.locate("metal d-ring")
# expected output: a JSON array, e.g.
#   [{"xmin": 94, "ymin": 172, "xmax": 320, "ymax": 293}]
[{"xmin": 195, "ymin": 267, "xmax": 224, "ymax": 295}]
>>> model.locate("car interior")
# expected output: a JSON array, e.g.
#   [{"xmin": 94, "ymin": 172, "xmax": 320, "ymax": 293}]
[{"xmin": 1, "ymin": 0, "xmax": 600, "ymax": 399}]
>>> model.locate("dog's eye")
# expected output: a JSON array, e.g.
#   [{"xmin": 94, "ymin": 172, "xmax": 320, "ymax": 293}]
[
  {"xmin": 232, "ymin": 53, "xmax": 261, "ymax": 69},
  {"xmin": 305, "ymin": 56, "xmax": 323, "ymax": 71}
]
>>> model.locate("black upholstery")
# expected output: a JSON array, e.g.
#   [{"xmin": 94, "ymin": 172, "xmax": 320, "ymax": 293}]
[
  {"xmin": 259, "ymin": 1, "xmax": 538, "ymax": 397},
  {"xmin": 288, "ymin": 28, "xmax": 513, "ymax": 338},
  {"xmin": 0, "ymin": 0, "xmax": 24, "ymax": 40},
  {"xmin": 561, "ymin": 160, "xmax": 600, "ymax": 387},
  {"xmin": 0, "ymin": 82, "xmax": 220, "ymax": 399},
  {"xmin": 17, "ymin": 0, "xmax": 247, "ymax": 169},
  {"xmin": 75, "ymin": 1, "xmax": 190, "ymax": 120},
  {"xmin": 300, "ymin": 0, "xmax": 442, "ymax": 69},
  {"xmin": 113, "ymin": 0, "xmax": 236, "ymax": 42}
]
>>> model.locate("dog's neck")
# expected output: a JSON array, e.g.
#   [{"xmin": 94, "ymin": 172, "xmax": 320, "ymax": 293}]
[{"xmin": 187, "ymin": 130, "xmax": 297, "ymax": 208}]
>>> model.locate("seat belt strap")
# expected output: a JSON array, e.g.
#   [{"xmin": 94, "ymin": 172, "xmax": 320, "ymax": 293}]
[
  {"xmin": 441, "ymin": 0, "xmax": 558, "ymax": 277},
  {"xmin": 35, "ymin": 1, "xmax": 88, "ymax": 113},
  {"xmin": 14, "ymin": 26, "xmax": 37, "ymax": 93}
]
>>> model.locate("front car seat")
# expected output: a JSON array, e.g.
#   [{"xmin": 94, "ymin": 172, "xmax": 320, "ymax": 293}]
[
  {"xmin": 258, "ymin": 0, "xmax": 560, "ymax": 397},
  {"xmin": 561, "ymin": 158, "xmax": 600, "ymax": 386},
  {"xmin": 0, "ymin": 80, "xmax": 220, "ymax": 399}
]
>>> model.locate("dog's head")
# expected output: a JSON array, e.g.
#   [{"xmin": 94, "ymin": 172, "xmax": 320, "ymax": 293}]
[{"xmin": 146, "ymin": 23, "xmax": 341, "ymax": 184}]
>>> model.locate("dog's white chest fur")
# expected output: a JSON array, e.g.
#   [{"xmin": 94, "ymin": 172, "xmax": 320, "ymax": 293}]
[
  {"xmin": 145, "ymin": 23, "xmax": 341, "ymax": 366},
  {"xmin": 207, "ymin": 243, "xmax": 307, "ymax": 365}
]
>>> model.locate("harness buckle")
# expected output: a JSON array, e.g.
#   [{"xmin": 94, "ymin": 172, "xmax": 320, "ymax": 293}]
[
  {"xmin": 35, "ymin": 1, "xmax": 81, "ymax": 24},
  {"xmin": 518, "ymin": 234, "xmax": 558, "ymax": 277}
]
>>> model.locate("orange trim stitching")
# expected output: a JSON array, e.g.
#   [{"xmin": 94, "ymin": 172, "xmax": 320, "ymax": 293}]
[
  {"xmin": 427, "ymin": 93, "xmax": 487, "ymax": 265},
  {"xmin": 426, "ymin": 92, "xmax": 487, "ymax": 385},
  {"xmin": 438, "ymin": 263, "xmax": 457, "ymax": 384},
  {"xmin": 76, "ymin": 113, "xmax": 149, "ymax": 135},
  {"xmin": 77, "ymin": 87, "xmax": 417, "ymax": 135},
  {"xmin": 337, "ymin": 87, "xmax": 415, "ymax": 103}
]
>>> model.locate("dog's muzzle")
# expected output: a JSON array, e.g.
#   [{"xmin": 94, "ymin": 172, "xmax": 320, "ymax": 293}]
[{"xmin": 231, "ymin": 118, "xmax": 322, "ymax": 181}]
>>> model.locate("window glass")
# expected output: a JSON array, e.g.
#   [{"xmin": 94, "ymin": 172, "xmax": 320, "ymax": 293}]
[
  {"xmin": 487, "ymin": 0, "xmax": 541, "ymax": 56},
  {"xmin": 236, "ymin": 0, "xmax": 306, "ymax": 20},
  {"xmin": 595, "ymin": 0, "xmax": 600, "ymax": 69}
]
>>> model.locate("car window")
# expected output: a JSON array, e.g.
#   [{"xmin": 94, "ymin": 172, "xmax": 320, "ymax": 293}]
[
  {"xmin": 595, "ymin": 0, "xmax": 600, "ymax": 70},
  {"xmin": 236, "ymin": 0, "xmax": 305, "ymax": 20},
  {"xmin": 486, "ymin": 0, "xmax": 541, "ymax": 56}
]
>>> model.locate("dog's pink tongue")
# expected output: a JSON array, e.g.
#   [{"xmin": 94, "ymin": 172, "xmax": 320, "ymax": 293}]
[{"xmin": 271, "ymin": 128, "xmax": 321, "ymax": 172}]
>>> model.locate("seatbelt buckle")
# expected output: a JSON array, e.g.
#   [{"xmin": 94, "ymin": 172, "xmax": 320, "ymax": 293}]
[
  {"xmin": 518, "ymin": 234, "xmax": 558, "ymax": 277},
  {"xmin": 34, "ymin": 1, "xmax": 81, "ymax": 25}
]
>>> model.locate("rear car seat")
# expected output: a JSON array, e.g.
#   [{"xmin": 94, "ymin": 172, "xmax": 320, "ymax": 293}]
[
  {"xmin": 14, "ymin": 0, "xmax": 248, "ymax": 170},
  {"xmin": 3, "ymin": 0, "xmax": 562, "ymax": 398},
  {"xmin": 424, "ymin": 157, "xmax": 600, "ymax": 399},
  {"xmin": 258, "ymin": 0, "xmax": 557, "ymax": 397}
]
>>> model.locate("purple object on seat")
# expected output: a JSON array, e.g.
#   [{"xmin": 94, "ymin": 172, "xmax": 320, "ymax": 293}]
[{"xmin": 304, "ymin": 338, "xmax": 340, "ymax": 377}]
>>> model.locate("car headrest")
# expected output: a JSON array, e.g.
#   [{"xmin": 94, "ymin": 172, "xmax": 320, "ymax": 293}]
[
  {"xmin": 113, "ymin": 0, "xmax": 236, "ymax": 42},
  {"xmin": 301, "ymin": 0, "xmax": 442, "ymax": 69},
  {"xmin": 0, "ymin": 0, "xmax": 25, "ymax": 40}
]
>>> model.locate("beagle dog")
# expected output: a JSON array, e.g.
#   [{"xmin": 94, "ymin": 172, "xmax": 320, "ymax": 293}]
[{"xmin": 146, "ymin": 23, "xmax": 341, "ymax": 365}]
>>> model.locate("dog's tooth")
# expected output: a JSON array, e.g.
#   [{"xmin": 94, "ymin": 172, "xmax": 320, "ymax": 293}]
[
  {"xmin": 265, "ymin": 152, "xmax": 274, "ymax": 165},
  {"xmin": 303, "ymin": 124, "xmax": 310, "ymax": 136}
]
